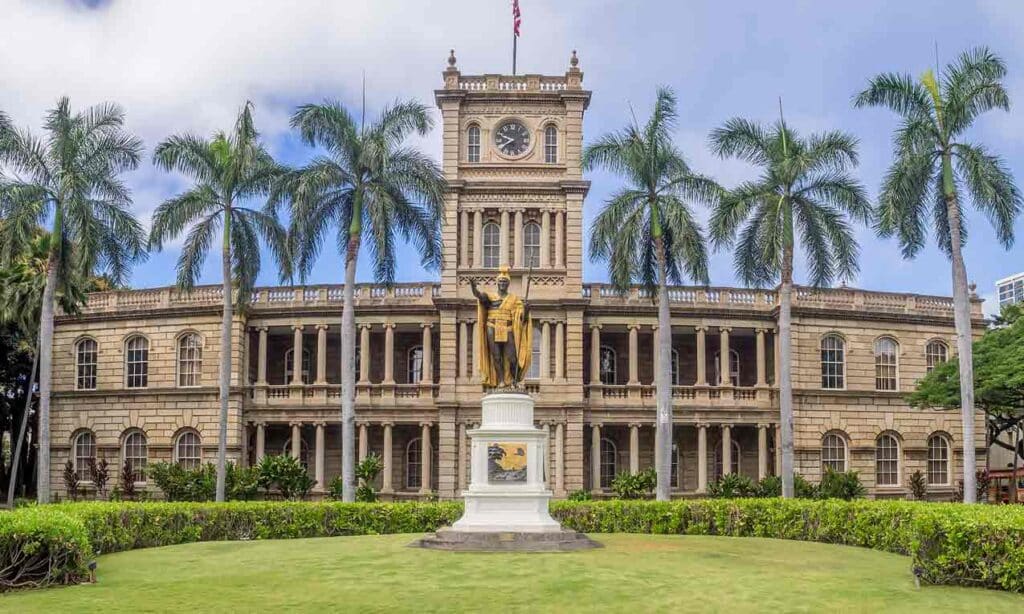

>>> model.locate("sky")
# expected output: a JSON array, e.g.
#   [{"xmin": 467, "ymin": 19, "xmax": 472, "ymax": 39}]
[{"xmin": 2, "ymin": 0, "xmax": 1023, "ymax": 316}]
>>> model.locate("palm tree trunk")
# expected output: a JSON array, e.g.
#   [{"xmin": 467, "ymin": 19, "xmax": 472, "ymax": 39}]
[
  {"xmin": 215, "ymin": 211, "xmax": 233, "ymax": 502},
  {"xmin": 35, "ymin": 207, "xmax": 62, "ymax": 504},
  {"xmin": 654, "ymin": 237, "xmax": 672, "ymax": 501},
  {"xmin": 6, "ymin": 346, "xmax": 37, "ymax": 507},
  {"xmin": 778, "ymin": 246, "xmax": 795, "ymax": 498},
  {"xmin": 340, "ymin": 235, "xmax": 360, "ymax": 502}
]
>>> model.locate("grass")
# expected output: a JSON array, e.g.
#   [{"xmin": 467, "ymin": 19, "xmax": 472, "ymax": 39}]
[{"xmin": 4, "ymin": 534, "xmax": 1023, "ymax": 612}]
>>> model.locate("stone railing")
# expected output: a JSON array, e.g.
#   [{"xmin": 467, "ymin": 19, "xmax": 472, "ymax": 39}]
[
  {"xmin": 456, "ymin": 74, "xmax": 574, "ymax": 92},
  {"xmin": 585, "ymin": 384, "xmax": 774, "ymax": 409},
  {"xmin": 250, "ymin": 383, "xmax": 438, "ymax": 405},
  {"xmin": 583, "ymin": 285, "xmax": 776, "ymax": 310}
]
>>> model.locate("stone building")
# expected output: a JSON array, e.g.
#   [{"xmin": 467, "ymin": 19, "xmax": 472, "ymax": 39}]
[{"xmin": 48, "ymin": 52, "xmax": 986, "ymax": 501}]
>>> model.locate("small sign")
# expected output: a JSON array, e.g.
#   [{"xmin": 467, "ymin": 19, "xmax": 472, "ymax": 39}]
[{"xmin": 487, "ymin": 442, "xmax": 528, "ymax": 483}]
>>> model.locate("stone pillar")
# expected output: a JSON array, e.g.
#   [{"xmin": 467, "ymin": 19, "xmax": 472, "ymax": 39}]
[
  {"xmin": 460, "ymin": 209, "xmax": 470, "ymax": 267},
  {"xmin": 774, "ymin": 424, "xmax": 782, "ymax": 476},
  {"xmin": 554, "ymin": 321, "xmax": 565, "ymax": 380},
  {"xmin": 697, "ymin": 423, "xmax": 708, "ymax": 493},
  {"xmin": 589, "ymin": 324, "xmax": 601, "ymax": 384},
  {"xmin": 458, "ymin": 321, "xmax": 469, "ymax": 379},
  {"xmin": 554, "ymin": 210, "xmax": 564, "ymax": 267},
  {"xmin": 471, "ymin": 319, "xmax": 480, "ymax": 378},
  {"xmin": 555, "ymin": 422, "xmax": 565, "ymax": 494},
  {"xmin": 291, "ymin": 325, "xmax": 304, "ymax": 385},
  {"xmin": 695, "ymin": 326, "xmax": 708, "ymax": 386},
  {"xmin": 381, "ymin": 423, "xmax": 394, "ymax": 493},
  {"xmin": 256, "ymin": 327, "xmax": 268, "ymax": 385},
  {"xmin": 499, "ymin": 210, "xmax": 510, "ymax": 267},
  {"xmin": 420, "ymin": 423, "xmax": 432, "ymax": 494},
  {"xmin": 314, "ymin": 422, "xmax": 325, "ymax": 489},
  {"xmin": 719, "ymin": 327, "xmax": 732, "ymax": 386},
  {"xmin": 291, "ymin": 422, "xmax": 302, "ymax": 459},
  {"xmin": 651, "ymin": 325, "xmax": 659, "ymax": 385},
  {"xmin": 383, "ymin": 323, "xmax": 395, "ymax": 384},
  {"xmin": 472, "ymin": 210, "xmax": 483, "ymax": 268},
  {"xmin": 628, "ymin": 324, "xmax": 640, "ymax": 385},
  {"xmin": 591, "ymin": 423, "xmax": 602, "ymax": 492},
  {"xmin": 539, "ymin": 321, "xmax": 551, "ymax": 381},
  {"xmin": 758, "ymin": 423, "xmax": 769, "ymax": 480},
  {"xmin": 629, "ymin": 424, "xmax": 640, "ymax": 474},
  {"xmin": 359, "ymin": 324, "xmax": 371, "ymax": 383},
  {"xmin": 513, "ymin": 209, "xmax": 524, "ymax": 268},
  {"xmin": 255, "ymin": 422, "xmax": 265, "ymax": 463},
  {"xmin": 315, "ymin": 324, "xmax": 328, "ymax": 384},
  {"xmin": 722, "ymin": 424, "xmax": 733, "ymax": 475},
  {"xmin": 756, "ymin": 328, "xmax": 768, "ymax": 387},
  {"xmin": 358, "ymin": 423, "xmax": 368, "ymax": 462},
  {"xmin": 457, "ymin": 422, "xmax": 467, "ymax": 492},
  {"xmin": 540, "ymin": 210, "xmax": 551, "ymax": 268},
  {"xmin": 421, "ymin": 323, "xmax": 433, "ymax": 384}
]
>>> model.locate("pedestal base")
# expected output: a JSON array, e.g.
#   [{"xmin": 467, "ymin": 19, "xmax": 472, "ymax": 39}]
[
  {"xmin": 452, "ymin": 490, "xmax": 561, "ymax": 533},
  {"xmin": 414, "ymin": 528, "xmax": 602, "ymax": 552}
]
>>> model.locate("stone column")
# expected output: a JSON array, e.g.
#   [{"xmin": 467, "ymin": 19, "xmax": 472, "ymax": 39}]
[
  {"xmin": 458, "ymin": 321, "xmax": 469, "ymax": 379},
  {"xmin": 755, "ymin": 328, "xmax": 768, "ymax": 387},
  {"xmin": 315, "ymin": 324, "xmax": 328, "ymax": 385},
  {"xmin": 460, "ymin": 209, "xmax": 470, "ymax": 267},
  {"xmin": 719, "ymin": 327, "xmax": 732, "ymax": 386},
  {"xmin": 256, "ymin": 327, "xmax": 268, "ymax": 385},
  {"xmin": 774, "ymin": 424, "xmax": 782, "ymax": 476},
  {"xmin": 554, "ymin": 210, "xmax": 564, "ymax": 267},
  {"xmin": 589, "ymin": 324, "xmax": 601, "ymax": 384},
  {"xmin": 697, "ymin": 423, "xmax": 708, "ymax": 493},
  {"xmin": 471, "ymin": 319, "xmax": 481, "ymax": 378},
  {"xmin": 651, "ymin": 325, "xmax": 659, "ymax": 384},
  {"xmin": 758, "ymin": 423, "xmax": 768, "ymax": 480},
  {"xmin": 358, "ymin": 423, "xmax": 368, "ymax": 462},
  {"xmin": 383, "ymin": 323, "xmax": 395, "ymax": 384},
  {"xmin": 457, "ymin": 422, "xmax": 467, "ymax": 492},
  {"xmin": 420, "ymin": 423, "xmax": 432, "ymax": 494},
  {"xmin": 499, "ymin": 210, "xmax": 510, "ymax": 267},
  {"xmin": 629, "ymin": 424, "xmax": 640, "ymax": 474},
  {"xmin": 591, "ymin": 423, "xmax": 602, "ymax": 492},
  {"xmin": 540, "ymin": 210, "xmax": 551, "ymax": 268},
  {"xmin": 314, "ymin": 422, "xmax": 325, "ymax": 489},
  {"xmin": 381, "ymin": 423, "xmax": 394, "ymax": 493},
  {"xmin": 513, "ymin": 209, "xmax": 524, "ymax": 268},
  {"xmin": 290, "ymin": 325, "xmax": 304, "ymax": 385},
  {"xmin": 695, "ymin": 326, "xmax": 708, "ymax": 386},
  {"xmin": 255, "ymin": 422, "xmax": 265, "ymax": 463},
  {"xmin": 722, "ymin": 424, "xmax": 733, "ymax": 475},
  {"xmin": 291, "ymin": 422, "xmax": 302, "ymax": 459},
  {"xmin": 555, "ymin": 321, "xmax": 565, "ymax": 380},
  {"xmin": 628, "ymin": 324, "xmax": 640, "ymax": 385},
  {"xmin": 555, "ymin": 422, "xmax": 565, "ymax": 494},
  {"xmin": 472, "ymin": 210, "xmax": 483, "ymax": 268},
  {"xmin": 421, "ymin": 323, "xmax": 433, "ymax": 384},
  {"xmin": 539, "ymin": 321, "xmax": 551, "ymax": 380}
]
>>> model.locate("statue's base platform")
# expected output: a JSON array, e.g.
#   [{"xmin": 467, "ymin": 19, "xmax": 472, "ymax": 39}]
[{"xmin": 412, "ymin": 528, "xmax": 602, "ymax": 552}]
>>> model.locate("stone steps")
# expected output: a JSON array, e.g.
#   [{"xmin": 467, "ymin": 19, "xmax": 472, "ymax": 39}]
[{"xmin": 412, "ymin": 528, "xmax": 602, "ymax": 552}]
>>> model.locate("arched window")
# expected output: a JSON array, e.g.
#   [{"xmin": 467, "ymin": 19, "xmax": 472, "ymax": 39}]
[
  {"xmin": 467, "ymin": 125, "xmax": 481, "ymax": 162},
  {"xmin": 76, "ymin": 338, "xmax": 98, "ymax": 390},
  {"xmin": 177, "ymin": 333, "xmax": 202, "ymax": 387},
  {"xmin": 821, "ymin": 432, "xmax": 848, "ymax": 473},
  {"xmin": 598, "ymin": 346, "xmax": 617, "ymax": 385},
  {"xmin": 670, "ymin": 349, "xmax": 681, "ymax": 385},
  {"xmin": 712, "ymin": 350, "xmax": 740, "ymax": 387},
  {"xmin": 523, "ymin": 221, "xmax": 541, "ymax": 268},
  {"xmin": 527, "ymin": 324, "xmax": 541, "ymax": 379},
  {"xmin": 407, "ymin": 346, "xmax": 424, "ymax": 383},
  {"xmin": 927, "ymin": 434, "xmax": 951, "ymax": 485},
  {"xmin": 482, "ymin": 221, "xmax": 500, "ymax": 268},
  {"xmin": 820, "ymin": 334, "xmax": 845, "ymax": 389},
  {"xmin": 284, "ymin": 348, "xmax": 311, "ymax": 385},
  {"xmin": 406, "ymin": 438, "xmax": 423, "ymax": 489},
  {"xmin": 123, "ymin": 430, "xmax": 148, "ymax": 483},
  {"xmin": 874, "ymin": 337, "xmax": 899, "ymax": 391},
  {"xmin": 281, "ymin": 437, "xmax": 311, "ymax": 469},
  {"xmin": 73, "ymin": 431, "xmax": 96, "ymax": 481},
  {"xmin": 175, "ymin": 431, "xmax": 202, "ymax": 469},
  {"xmin": 713, "ymin": 440, "xmax": 741, "ymax": 479},
  {"xmin": 670, "ymin": 442, "xmax": 680, "ymax": 486},
  {"xmin": 544, "ymin": 125, "xmax": 558, "ymax": 163},
  {"xmin": 925, "ymin": 340, "xmax": 948, "ymax": 373},
  {"xmin": 875, "ymin": 433, "xmax": 900, "ymax": 486},
  {"xmin": 600, "ymin": 438, "xmax": 617, "ymax": 488},
  {"xmin": 124, "ymin": 336, "xmax": 149, "ymax": 389}
]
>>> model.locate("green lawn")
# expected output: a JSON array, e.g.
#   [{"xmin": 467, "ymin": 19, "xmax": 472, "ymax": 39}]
[{"xmin": 3, "ymin": 534, "xmax": 1022, "ymax": 612}]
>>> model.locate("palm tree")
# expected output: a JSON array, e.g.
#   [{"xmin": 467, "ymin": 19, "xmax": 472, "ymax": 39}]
[
  {"xmin": 0, "ymin": 98, "xmax": 146, "ymax": 503},
  {"xmin": 583, "ymin": 88, "xmax": 719, "ymax": 501},
  {"xmin": 149, "ymin": 102, "xmax": 289, "ymax": 502},
  {"xmin": 282, "ymin": 100, "xmax": 445, "ymax": 501},
  {"xmin": 709, "ymin": 113, "xmax": 871, "ymax": 498},
  {"xmin": 854, "ymin": 48, "xmax": 1021, "ymax": 502}
]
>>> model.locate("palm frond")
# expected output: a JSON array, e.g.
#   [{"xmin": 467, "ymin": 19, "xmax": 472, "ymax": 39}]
[
  {"xmin": 709, "ymin": 117, "xmax": 771, "ymax": 165},
  {"xmin": 853, "ymin": 72, "xmax": 933, "ymax": 117}
]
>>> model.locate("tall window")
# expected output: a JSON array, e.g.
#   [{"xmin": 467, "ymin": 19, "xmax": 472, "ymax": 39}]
[
  {"xmin": 820, "ymin": 334, "xmax": 845, "ymax": 389},
  {"xmin": 874, "ymin": 337, "xmax": 899, "ymax": 391},
  {"xmin": 925, "ymin": 340, "xmax": 948, "ymax": 373},
  {"xmin": 598, "ymin": 346, "xmax": 617, "ymax": 385},
  {"xmin": 406, "ymin": 438, "xmax": 423, "ymax": 489},
  {"xmin": 712, "ymin": 350, "xmax": 740, "ymax": 386},
  {"xmin": 875, "ymin": 433, "xmax": 900, "ymax": 486},
  {"xmin": 599, "ymin": 438, "xmax": 617, "ymax": 488},
  {"xmin": 175, "ymin": 431, "xmax": 202, "ymax": 469},
  {"xmin": 281, "ymin": 437, "xmax": 311, "ymax": 469},
  {"xmin": 927, "ymin": 434, "xmax": 950, "ymax": 485},
  {"xmin": 482, "ymin": 222, "xmax": 500, "ymax": 268},
  {"xmin": 76, "ymin": 338, "xmax": 98, "ymax": 390},
  {"xmin": 177, "ymin": 333, "xmax": 202, "ymax": 387},
  {"xmin": 123, "ymin": 430, "xmax": 148, "ymax": 483},
  {"xmin": 544, "ymin": 125, "xmax": 558, "ymax": 163},
  {"xmin": 467, "ymin": 125, "xmax": 480, "ymax": 162},
  {"xmin": 671, "ymin": 442, "xmax": 679, "ymax": 486},
  {"xmin": 284, "ymin": 348, "xmax": 311, "ymax": 384},
  {"xmin": 73, "ymin": 431, "xmax": 96, "ymax": 481},
  {"xmin": 821, "ymin": 432, "xmax": 847, "ymax": 472},
  {"xmin": 124, "ymin": 336, "xmax": 149, "ymax": 389},
  {"xmin": 407, "ymin": 346, "xmax": 424, "ymax": 383},
  {"xmin": 713, "ymin": 440, "xmax": 741, "ymax": 478},
  {"xmin": 527, "ymin": 324, "xmax": 541, "ymax": 379},
  {"xmin": 670, "ymin": 349, "xmax": 681, "ymax": 385},
  {"xmin": 523, "ymin": 221, "xmax": 541, "ymax": 267}
]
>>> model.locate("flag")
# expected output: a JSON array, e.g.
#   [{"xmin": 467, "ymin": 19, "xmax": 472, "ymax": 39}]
[{"xmin": 513, "ymin": 0, "xmax": 521, "ymax": 37}]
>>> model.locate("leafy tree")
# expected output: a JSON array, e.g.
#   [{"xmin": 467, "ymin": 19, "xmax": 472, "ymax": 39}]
[
  {"xmin": 854, "ymin": 47, "xmax": 1022, "ymax": 502},
  {"xmin": 0, "ymin": 98, "xmax": 146, "ymax": 503},
  {"xmin": 583, "ymin": 88, "xmax": 720, "ymax": 501},
  {"xmin": 280, "ymin": 100, "xmax": 445, "ymax": 501},
  {"xmin": 709, "ymin": 114, "xmax": 871, "ymax": 497},
  {"xmin": 149, "ymin": 102, "xmax": 289, "ymax": 502},
  {"xmin": 610, "ymin": 468, "xmax": 657, "ymax": 499}
]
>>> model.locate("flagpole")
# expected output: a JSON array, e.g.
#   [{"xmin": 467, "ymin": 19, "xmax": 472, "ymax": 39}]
[{"xmin": 513, "ymin": 34, "xmax": 517, "ymax": 75}]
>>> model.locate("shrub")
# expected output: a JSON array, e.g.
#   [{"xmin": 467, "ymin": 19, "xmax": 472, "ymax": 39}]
[
  {"xmin": 227, "ymin": 464, "xmax": 261, "ymax": 501},
  {"xmin": 256, "ymin": 455, "xmax": 316, "ymax": 500},
  {"xmin": 0, "ymin": 507, "xmax": 91, "ymax": 591},
  {"xmin": 610, "ymin": 468, "xmax": 657, "ymax": 499},
  {"xmin": 794, "ymin": 474, "xmax": 819, "ymax": 499},
  {"xmin": 567, "ymin": 489, "xmax": 592, "ymax": 501},
  {"xmin": 818, "ymin": 468, "xmax": 866, "ymax": 500},
  {"xmin": 909, "ymin": 471, "xmax": 927, "ymax": 501},
  {"xmin": 327, "ymin": 476, "xmax": 345, "ymax": 501},
  {"xmin": 89, "ymin": 458, "xmax": 110, "ymax": 499},
  {"xmin": 707, "ymin": 473, "xmax": 757, "ymax": 498},
  {"xmin": 63, "ymin": 460, "xmax": 80, "ymax": 502},
  {"xmin": 148, "ymin": 462, "xmax": 262, "ymax": 502},
  {"xmin": 753, "ymin": 475, "xmax": 781, "ymax": 497},
  {"xmin": 356, "ymin": 454, "xmax": 384, "ymax": 502}
]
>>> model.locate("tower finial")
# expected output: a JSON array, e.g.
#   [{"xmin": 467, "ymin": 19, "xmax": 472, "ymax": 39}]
[
  {"xmin": 570, "ymin": 49, "xmax": 579, "ymax": 68},
  {"xmin": 447, "ymin": 49, "xmax": 457, "ymax": 68}
]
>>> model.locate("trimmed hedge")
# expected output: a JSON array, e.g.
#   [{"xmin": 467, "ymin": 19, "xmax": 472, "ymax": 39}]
[{"xmin": 2, "ymin": 499, "xmax": 1022, "ymax": 593}]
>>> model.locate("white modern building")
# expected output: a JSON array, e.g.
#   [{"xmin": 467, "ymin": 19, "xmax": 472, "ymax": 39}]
[{"xmin": 997, "ymin": 272, "xmax": 1024, "ymax": 309}]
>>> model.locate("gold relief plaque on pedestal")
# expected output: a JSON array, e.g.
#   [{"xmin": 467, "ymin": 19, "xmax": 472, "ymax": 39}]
[{"xmin": 487, "ymin": 442, "xmax": 528, "ymax": 483}]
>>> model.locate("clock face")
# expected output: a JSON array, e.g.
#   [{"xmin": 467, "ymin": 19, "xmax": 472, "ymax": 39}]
[{"xmin": 494, "ymin": 120, "xmax": 530, "ymax": 157}]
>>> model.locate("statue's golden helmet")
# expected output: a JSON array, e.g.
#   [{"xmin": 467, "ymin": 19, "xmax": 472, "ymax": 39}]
[{"xmin": 496, "ymin": 265, "xmax": 511, "ymax": 283}]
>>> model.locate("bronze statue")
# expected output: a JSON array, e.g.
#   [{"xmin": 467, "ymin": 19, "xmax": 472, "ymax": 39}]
[{"xmin": 471, "ymin": 265, "xmax": 532, "ymax": 388}]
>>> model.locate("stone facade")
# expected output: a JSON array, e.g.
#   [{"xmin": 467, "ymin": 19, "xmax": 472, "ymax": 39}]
[{"xmin": 48, "ymin": 53, "xmax": 987, "ymax": 501}]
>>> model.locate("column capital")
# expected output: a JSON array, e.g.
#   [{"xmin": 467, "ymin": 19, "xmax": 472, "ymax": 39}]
[
  {"xmin": 356, "ymin": 421, "xmax": 370, "ymax": 429},
  {"xmin": 696, "ymin": 422, "xmax": 709, "ymax": 430},
  {"xmin": 249, "ymin": 420, "xmax": 267, "ymax": 427},
  {"xmin": 419, "ymin": 421, "xmax": 434, "ymax": 428},
  {"xmin": 627, "ymin": 323, "xmax": 641, "ymax": 331},
  {"xmin": 383, "ymin": 322, "xmax": 397, "ymax": 330},
  {"xmin": 315, "ymin": 323, "xmax": 330, "ymax": 331},
  {"xmin": 721, "ymin": 422, "xmax": 734, "ymax": 429},
  {"xmin": 719, "ymin": 326, "xmax": 732, "ymax": 333},
  {"xmin": 755, "ymin": 327, "xmax": 769, "ymax": 335},
  {"xmin": 255, "ymin": 325, "xmax": 269, "ymax": 333},
  {"xmin": 291, "ymin": 324, "xmax": 305, "ymax": 331},
  {"xmin": 589, "ymin": 323, "xmax": 602, "ymax": 331},
  {"xmin": 694, "ymin": 325, "xmax": 709, "ymax": 333},
  {"xmin": 314, "ymin": 421, "xmax": 328, "ymax": 428},
  {"xmin": 289, "ymin": 421, "xmax": 303, "ymax": 428},
  {"xmin": 420, "ymin": 322, "xmax": 434, "ymax": 330},
  {"xmin": 628, "ymin": 422, "xmax": 641, "ymax": 429},
  {"xmin": 359, "ymin": 322, "xmax": 373, "ymax": 331},
  {"xmin": 380, "ymin": 421, "xmax": 394, "ymax": 428},
  {"xmin": 757, "ymin": 422, "xmax": 771, "ymax": 430}
]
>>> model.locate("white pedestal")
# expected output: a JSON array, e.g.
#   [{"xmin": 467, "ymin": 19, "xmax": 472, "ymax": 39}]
[{"xmin": 451, "ymin": 392, "xmax": 562, "ymax": 533}]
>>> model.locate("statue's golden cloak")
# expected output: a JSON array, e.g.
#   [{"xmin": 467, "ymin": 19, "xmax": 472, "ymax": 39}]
[{"xmin": 476, "ymin": 291, "xmax": 532, "ymax": 387}]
